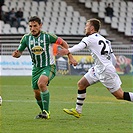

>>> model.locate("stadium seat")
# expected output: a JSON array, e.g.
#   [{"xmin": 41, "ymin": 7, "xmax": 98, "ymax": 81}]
[
  {"xmin": 98, "ymin": 12, "xmax": 105, "ymax": 19},
  {"xmin": 60, "ymin": 1, "xmax": 67, "ymax": 7},
  {"xmin": 2, "ymin": 0, "xmax": 132, "ymax": 37},
  {"xmin": 85, "ymin": 1, "xmax": 92, "ymax": 9},
  {"xmin": 17, "ymin": 1, "xmax": 24, "ymax": 10},
  {"xmin": 0, "ymin": 20, "xmax": 4, "ymax": 33},
  {"xmin": 119, "ymin": 11, "xmax": 126, "ymax": 18},
  {"xmin": 70, "ymin": 29, "xmax": 77, "ymax": 35},
  {"xmin": 99, "ymin": 1, "xmax": 106, "ymax": 7},
  {"xmin": 77, "ymin": 26, "xmax": 84, "ymax": 35},
  {"xmin": 51, "ymin": 17, "xmax": 58, "ymax": 23},
  {"xmin": 126, "ymin": 17, "xmax": 132, "ymax": 23},
  {"xmin": 60, "ymin": 6, "xmax": 67, "ymax": 12},
  {"xmin": 30, "ymin": 11, "xmax": 37, "ymax": 17},
  {"xmin": 10, "ymin": 27, "xmax": 18, "ymax": 34},
  {"xmin": 79, "ymin": 0, "xmax": 86, "ymax": 3},
  {"xmin": 119, "ymin": 17, "xmax": 125, "ymax": 23},
  {"xmin": 79, "ymin": 16, "xmax": 86, "ymax": 23},
  {"xmin": 0, "ymin": 20, "xmax": 4, "ymax": 28},
  {"xmin": 118, "ymin": 23, "xmax": 125, "ymax": 33},
  {"xmin": 65, "ymin": 17, "xmax": 72, "ymax": 23},
  {"xmin": 62, "ymin": 27, "xmax": 70, "ymax": 35},
  {"xmin": 67, "ymin": 6, "xmax": 74, "ymax": 12},
  {"xmin": 59, "ymin": 11, "xmax": 66, "ymax": 17},
  {"xmin": 39, "ymin": 1, "xmax": 46, "ymax": 7},
  {"xmin": 91, "ymin": 1, "xmax": 98, "ymax": 13},
  {"xmin": 20, "ymin": 21, "xmax": 27, "ymax": 28},
  {"xmin": 3, "ymin": 24, "xmax": 11, "ymax": 34},
  {"xmin": 18, "ymin": 27, "xmax": 25, "ymax": 34},
  {"xmin": 66, "ymin": 11, "xmax": 73, "ymax": 18},
  {"xmin": 64, "ymin": 21, "xmax": 71, "ymax": 29},
  {"xmin": 4, "ymin": 0, "xmax": 10, "ymax": 7},
  {"xmin": 91, "ymin": 6, "xmax": 98, "ymax": 13},
  {"xmin": 73, "ymin": 11, "xmax": 80, "ymax": 17},
  {"xmin": 32, "ymin": 1, "xmax": 38, "ymax": 7},
  {"xmin": 111, "ymin": 21, "xmax": 118, "ymax": 29},
  {"xmin": 112, "ymin": 17, "xmax": 118, "ymax": 22},
  {"xmin": 113, "ymin": 11, "xmax": 119, "ymax": 17},
  {"xmin": 2, "ymin": 5, "xmax": 9, "ymax": 12},
  {"xmin": 3, "ymin": 28, "xmax": 10, "ymax": 34},
  {"xmin": 104, "ymin": 16, "xmax": 111, "ymax": 24},
  {"xmin": 125, "ymin": 28, "xmax": 132, "ymax": 36},
  {"xmin": 127, "ymin": 1, "xmax": 133, "ymax": 7},
  {"xmin": 99, "ymin": 29, "xmax": 109, "ymax": 37},
  {"xmin": 9, "ymin": 2, "xmax": 17, "ymax": 10},
  {"xmin": 55, "ymin": 26, "xmax": 63, "ymax": 34},
  {"xmin": 52, "ymin": 6, "xmax": 59, "ymax": 12}
]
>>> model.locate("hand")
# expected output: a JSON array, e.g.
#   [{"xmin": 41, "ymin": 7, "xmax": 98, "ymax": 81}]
[
  {"xmin": 69, "ymin": 58, "xmax": 78, "ymax": 66},
  {"xmin": 57, "ymin": 48, "xmax": 69, "ymax": 56},
  {"xmin": 68, "ymin": 55, "xmax": 78, "ymax": 66},
  {"xmin": 12, "ymin": 50, "xmax": 21, "ymax": 58}
]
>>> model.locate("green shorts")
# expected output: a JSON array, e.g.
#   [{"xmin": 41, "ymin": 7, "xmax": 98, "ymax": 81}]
[{"xmin": 32, "ymin": 65, "xmax": 56, "ymax": 90}]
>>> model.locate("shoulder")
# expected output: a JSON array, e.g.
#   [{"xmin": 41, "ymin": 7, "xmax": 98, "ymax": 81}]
[
  {"xmin": 82, "ymin": 33, "xmax": 98, "ymax": 42},
  {"xmin": 48, "ymin": 33, "xmax": 58, "ymax": 39},
  {"xmin": 91, "ymin": 33, "xmax": 104, "ymax": 41},
  {"xmin": 41, "ymin": 31, "xmax": 57, "ymax": 39},
  {"xmin": 23, "ymin": 33, "xmax": 31, "ymax": 37},
  {"xmin": 20, "ymin": 33, "xmax": 30, "ymax": 42}
]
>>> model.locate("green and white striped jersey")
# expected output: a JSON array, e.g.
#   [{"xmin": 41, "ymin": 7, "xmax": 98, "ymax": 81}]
[{"xmin": 18, "ymin": 31, "xmax": 58, "ymax": 67}]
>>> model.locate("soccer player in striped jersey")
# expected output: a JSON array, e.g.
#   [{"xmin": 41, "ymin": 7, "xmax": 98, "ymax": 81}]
[
  {"xmin": 12, "ymin": 16, "xmax": 76, "ymax": 119},
  {"xmin": 58, "ymin": 18, "xmax": 133, "ymax": 118}
]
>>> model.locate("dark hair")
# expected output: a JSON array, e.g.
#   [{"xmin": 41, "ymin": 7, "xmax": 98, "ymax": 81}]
[
  {"xmin": 29, "ymin": 16, "xmax": 42, "ymax": 25},
  {"xmin": 87, "ymin": 18, "xmax": 101, "ymax": 32}
]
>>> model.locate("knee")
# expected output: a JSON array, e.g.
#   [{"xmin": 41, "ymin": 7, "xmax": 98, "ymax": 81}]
[
  {"xmin": 38, "ymin": 81, "xmax": 47, "ymax": 89},
  {"xmin": 77, "ymin": 81, "xmax": 87, "ymax": 90},
  {"xmin": 77, "ymin": 81, "xmax": 82, "ymax": 88},
  {"xmin": 38, "ymin": 82, "xmax": 43, "ymax": 89}
]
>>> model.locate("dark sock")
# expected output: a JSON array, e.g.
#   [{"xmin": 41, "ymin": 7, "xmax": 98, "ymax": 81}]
[
  {"xmin": 37, "ymin": 100, "xmax": 43, "ymax": 112},
  {"xmin": 123, "ymin": 92, "xmax": 131, "ymax": 101}
]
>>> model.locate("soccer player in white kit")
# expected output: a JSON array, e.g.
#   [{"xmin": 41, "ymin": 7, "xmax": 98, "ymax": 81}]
[{"xmin": 58, "ymin": 18, "xmax": 133, "ymax": 118}]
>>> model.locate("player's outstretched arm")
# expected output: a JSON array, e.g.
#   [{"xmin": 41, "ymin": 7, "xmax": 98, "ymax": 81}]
[{"xmin": 58, "ymin": 48, "xmax": 77, "ymax": 66}]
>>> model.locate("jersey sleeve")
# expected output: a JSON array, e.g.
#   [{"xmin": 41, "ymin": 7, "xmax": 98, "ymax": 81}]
[
  {"xmin": 68, "ymin": 37, "xmax": 88, "ymax": 53},
  {"xmin": 18, "ymin": 35, "xmax": 27, "ymax": 51},
  {"xmin": 48, "ymin": 33, "xmax": 58, "ymax": 44},
  {"xmin": 81, "ymin": 37, "xmax": 91, "ymax": 47}
]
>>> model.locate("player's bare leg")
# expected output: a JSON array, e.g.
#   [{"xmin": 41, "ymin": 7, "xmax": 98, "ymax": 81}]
[
  {"xmin": 111, "ymin": 88, "xmax": 133, "ymax": 101},
  {"xmin": 63, "ymin": 77, "xmax": 90, "ymax": 118}
]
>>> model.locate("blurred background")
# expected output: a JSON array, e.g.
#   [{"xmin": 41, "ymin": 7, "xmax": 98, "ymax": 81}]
[{"xmin": 0, "ymin": 0, "xmax": 133, "ymax": 76}]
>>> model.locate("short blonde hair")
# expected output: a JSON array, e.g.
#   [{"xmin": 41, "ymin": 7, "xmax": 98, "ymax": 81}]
[{"xmin": 87, "ymin": 18, "xmax": 101, "ymax": 32}]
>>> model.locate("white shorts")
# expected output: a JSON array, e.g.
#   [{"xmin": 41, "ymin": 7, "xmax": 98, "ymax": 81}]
[{"xmin": 84, "ymin": 65, "xmax": 122, "ymax": 93}]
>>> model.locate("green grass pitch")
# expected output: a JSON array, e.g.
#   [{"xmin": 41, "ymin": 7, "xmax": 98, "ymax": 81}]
[{"xmin": 0, "ymin": 75, "xmax": 133, "ymax": 133}]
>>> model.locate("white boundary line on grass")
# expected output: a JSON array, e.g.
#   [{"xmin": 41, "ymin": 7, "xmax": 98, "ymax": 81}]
[{"xmin": 2, "ymin": 100, "xmax": 132, "ymax": 104}]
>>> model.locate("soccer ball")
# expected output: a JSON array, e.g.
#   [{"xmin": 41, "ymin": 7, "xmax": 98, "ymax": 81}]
[{"xmin": 0, "ymin": 96, "xmax": 2, "ymax": 106}]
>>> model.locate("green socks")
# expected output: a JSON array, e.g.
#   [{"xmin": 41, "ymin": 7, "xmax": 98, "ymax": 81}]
[{"xmin": 40, "ymin": 90, "xmax": 50, "ymax": 112}]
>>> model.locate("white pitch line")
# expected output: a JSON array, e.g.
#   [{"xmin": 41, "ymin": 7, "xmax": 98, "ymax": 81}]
[{"xmin": 2, "ymin": 100, "xmax": 131, "ymax": 104}]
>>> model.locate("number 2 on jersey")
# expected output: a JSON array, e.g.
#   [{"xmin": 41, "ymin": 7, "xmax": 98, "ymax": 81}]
[{"xmin": 98, "ymin": 40, "xmax": 109, "ymax": 55}]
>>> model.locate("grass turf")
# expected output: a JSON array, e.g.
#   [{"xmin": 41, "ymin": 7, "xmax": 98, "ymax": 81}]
[{"xmin": 0, "ymin": 75, "xmax": 133, "ymax": 133}]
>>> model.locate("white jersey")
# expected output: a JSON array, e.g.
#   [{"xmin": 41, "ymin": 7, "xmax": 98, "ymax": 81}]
[{"xmin": 68, "ymin": 33, "xmax": 116, "ymax": 74}]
